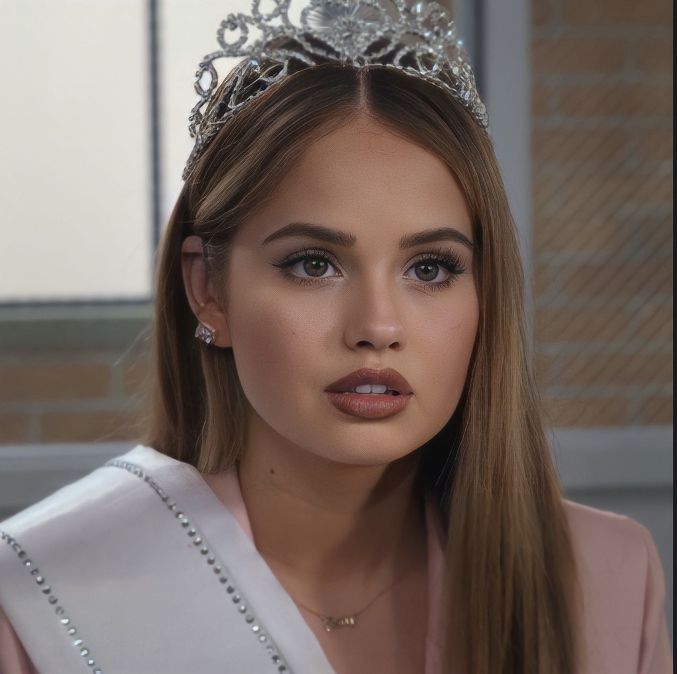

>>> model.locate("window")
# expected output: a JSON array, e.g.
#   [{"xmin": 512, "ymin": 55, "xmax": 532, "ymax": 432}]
[{"xmin": 1, "ymin": 1, "xmax": 154, "ymax": 304}]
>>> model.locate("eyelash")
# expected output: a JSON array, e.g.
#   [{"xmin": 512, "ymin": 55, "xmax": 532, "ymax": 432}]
[{"xmin": 271, "ymin": 246, "xmax": 468, "ymax": 292}]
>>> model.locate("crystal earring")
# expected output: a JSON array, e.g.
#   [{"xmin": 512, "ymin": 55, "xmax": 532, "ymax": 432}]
[{"xmin": 195, "ymin": 321, "xmax": 216, "ymax": 345}]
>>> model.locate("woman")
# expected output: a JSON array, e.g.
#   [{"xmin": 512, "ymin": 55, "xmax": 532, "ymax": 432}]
[{"xmin": 0, "ymin": 1, "xmax": 671, "ymax": 672}]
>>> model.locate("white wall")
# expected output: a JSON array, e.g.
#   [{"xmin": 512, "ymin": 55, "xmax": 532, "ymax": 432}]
[{"xmin": 0, "ymin": 1, "xmax": 152, "ymax": 302}]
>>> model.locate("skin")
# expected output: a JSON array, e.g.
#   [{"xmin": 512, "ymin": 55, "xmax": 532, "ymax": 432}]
[{"xmin": 181, "ymin": 112, "xmax": 478, "ymax": 671}]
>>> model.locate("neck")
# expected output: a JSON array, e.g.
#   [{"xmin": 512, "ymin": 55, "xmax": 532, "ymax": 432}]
[{"xmin": 234, "ymin": 426, "xmax": 426, "ymax": 590}]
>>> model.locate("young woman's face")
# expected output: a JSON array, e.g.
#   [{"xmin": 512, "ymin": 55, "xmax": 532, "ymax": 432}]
[{"xmin": 222, "ymin": 114, "xmax": 479, "ymax": 467}]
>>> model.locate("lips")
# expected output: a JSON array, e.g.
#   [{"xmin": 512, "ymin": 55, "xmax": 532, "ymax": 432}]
[{"xmin": 325, "ymin": 367, "xmax": 413, "ymax": 395}]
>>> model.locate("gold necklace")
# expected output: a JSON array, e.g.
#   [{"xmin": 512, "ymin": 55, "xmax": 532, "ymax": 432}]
[{"xmin": 293, "ymin": 561, "xmax": 417, "ymax": 632}]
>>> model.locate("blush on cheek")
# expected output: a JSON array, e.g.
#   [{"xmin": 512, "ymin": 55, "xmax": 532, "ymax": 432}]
[
  {"xmin": 423, "ymin": 313, "xmax": 478, "ymax": 390},
  {"xmin": 231, "ymin": 308, "xmax": 309, "ymax": 394}
]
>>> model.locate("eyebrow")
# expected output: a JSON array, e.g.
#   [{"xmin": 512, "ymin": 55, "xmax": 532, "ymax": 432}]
[{"xmin": 261, "ymin": 222, "xmax": 475, "ymax": 252}]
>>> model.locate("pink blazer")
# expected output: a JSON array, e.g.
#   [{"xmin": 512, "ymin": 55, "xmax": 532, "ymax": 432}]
[
  {"xmin": 0, "ymin": 451, "xmax": 672, "ymax": 673},
  {"xmin": 190, "ymin": 467, "xmax": 674, "ymax": 674}
]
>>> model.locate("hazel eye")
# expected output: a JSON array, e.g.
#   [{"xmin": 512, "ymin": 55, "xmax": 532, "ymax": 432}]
[
  {"xmin": 296, "ymin": 256, "xmax": 336, "ymax": 278},
  {"xmin": 288, "ymin": 255, "xmax": 333, "ymax": 278},
  {"xmin": 272, "ymin": 248, "xmax": 341, "ymax": 283},
  {"xmin": 401, "ymin": 249, "xmax": 467, "ymax": 291},
  {"xmin": 406, "ymin": 260, "xmax": 449, "ymax": 283}
]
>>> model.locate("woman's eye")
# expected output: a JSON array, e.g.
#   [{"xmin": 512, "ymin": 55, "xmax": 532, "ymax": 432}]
[
  {"xmin": 271, "ymin": 249, "xmax": 341, "ymax": 286},
  {"xmin": 288, "ymin": 255, "xmax": 339, "ymax": 279},
  {"xmin": 405, "ymin": 260, "xmax": 450, "ymax": 284},
  {"xmin": 402, "ymin": 249, "xmax": 467, "ymax": 290}
]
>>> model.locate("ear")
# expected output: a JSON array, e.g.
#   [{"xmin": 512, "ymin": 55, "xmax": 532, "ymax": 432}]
[{"xmin": 180, "ymin": 235, "xmax": 232, "ymax": 348}]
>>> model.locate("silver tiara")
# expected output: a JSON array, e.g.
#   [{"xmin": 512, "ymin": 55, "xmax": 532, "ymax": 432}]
[{"xmin": 183, "ymin": 0, "xmax": 489, "ymax": 180}]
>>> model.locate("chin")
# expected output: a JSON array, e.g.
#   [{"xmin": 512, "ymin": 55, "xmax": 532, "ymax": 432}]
[{"xmin": 310, "ymin": 443, "xmax": 419, "ymax": 469}]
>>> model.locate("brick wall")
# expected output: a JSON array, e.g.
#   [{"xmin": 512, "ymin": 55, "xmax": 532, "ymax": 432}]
[
  {"xmin": 531, "ymin": 0, "xmax": 672, "ymax": 426},
  {"xmin": 0, "ymin": 317, "xmax": 149, "ymax": 444}
]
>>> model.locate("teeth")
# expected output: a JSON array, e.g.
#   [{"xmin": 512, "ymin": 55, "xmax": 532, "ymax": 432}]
[{"xmin": 353, "ymin": 384, "xmax": 389, "ymax": 394}]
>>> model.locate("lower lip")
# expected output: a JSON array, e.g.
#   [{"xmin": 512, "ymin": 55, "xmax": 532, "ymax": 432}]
[{"xmin": 325, "ymin": 392, "xmax": 413, "ymax": 419}]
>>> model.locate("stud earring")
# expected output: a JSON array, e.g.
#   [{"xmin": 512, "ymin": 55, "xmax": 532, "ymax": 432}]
[{"xmin": 195, "ymin": 321, "xmax": 216, "ymax": 345}]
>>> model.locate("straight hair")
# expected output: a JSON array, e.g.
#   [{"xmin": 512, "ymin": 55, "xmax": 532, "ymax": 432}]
[{"xmin": 139, "ymin": 60, "xmax": 584, "ymax": 673}]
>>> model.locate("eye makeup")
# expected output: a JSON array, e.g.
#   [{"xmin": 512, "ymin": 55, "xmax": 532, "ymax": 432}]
[{"xmin": 270, "ymin": 245, "xmax": 468, "ymax": 292}]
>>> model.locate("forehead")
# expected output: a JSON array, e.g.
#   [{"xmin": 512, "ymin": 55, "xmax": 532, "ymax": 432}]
[{"xmin": 240, "ymin": 115, "xmax": 472, "ymax": 246}]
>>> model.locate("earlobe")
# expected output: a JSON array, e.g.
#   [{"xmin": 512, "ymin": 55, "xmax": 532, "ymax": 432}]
[{"xmin": 180, "ymin": 235, "xmax": 232, "ymax": 348}]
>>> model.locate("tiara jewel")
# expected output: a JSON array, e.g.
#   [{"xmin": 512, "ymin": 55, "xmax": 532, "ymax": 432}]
[{"xmin": 183, "ymin": 0, "xmax": 489, "ymax": 180}]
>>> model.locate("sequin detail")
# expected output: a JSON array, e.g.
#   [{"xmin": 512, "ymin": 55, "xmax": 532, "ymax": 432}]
[
  {"xmin": 0, "ymin": 530, "xmax": 103, "ymax": 674},
  {"xmin": 105, "ymin": 459, "xmax": 290, "ymax": 673}
]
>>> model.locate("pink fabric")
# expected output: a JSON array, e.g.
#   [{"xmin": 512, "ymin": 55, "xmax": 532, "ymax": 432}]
[
  {"xmin": 217, "ymin": 467, "xmax": 450, "ymax": 673},
  {"xmin": 215, "ymin": 465, "xmax": 255, "ymax": 542},
  {"xmin": 194, "ymin": 468, "xmax": 674, "ymax": 674},
  {"xmin": 0, "ymin": 468, "xmax": 672, "ymax": 673},
  {"xmin": 562, "ymin": 499, "xmax": 673, "ymax": 674},
  {"xmin": 0, "ymin": 606, "xmax": 35, "ymax": 674}
]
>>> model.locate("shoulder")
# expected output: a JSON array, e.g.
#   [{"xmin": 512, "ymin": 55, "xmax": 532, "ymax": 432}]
[
  {"xmin": 0, "ymin": 445, "xmax": 176, "ymax": 573},
  {"xmin": 562, "ymin": 497, "xmax": 656, "ymax": 560},
  {"xmin": 1, "ymin": 445, "xmax": 140, "ymax": 526},
  {"xmin": 0, "ymin": 447, "xmax": 156, "ymax": 673},
  {"xmin": 561, "ymin": 497, "xmax": 664, "ymax": 595},
  {"xmin": 561, "ymin": 498, "xmax": 668, "ymax": 590},
  {"xmin": 0, "ymin": 446, "xmax": 300, "ymax": 673},
  {"xmin": 561, "ymin": 499, "xmax": 671, "ymax": 673}
]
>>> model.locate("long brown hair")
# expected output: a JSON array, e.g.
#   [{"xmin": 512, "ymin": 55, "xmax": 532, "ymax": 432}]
[{"xmin": 140, "ymin": 60, "xmax": 584, "ymax": 673}]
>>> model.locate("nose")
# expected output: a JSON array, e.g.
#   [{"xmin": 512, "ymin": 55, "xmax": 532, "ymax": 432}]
[{"xmin": 343, "ymin": 280, "xmax": 406, "ymax": 351}]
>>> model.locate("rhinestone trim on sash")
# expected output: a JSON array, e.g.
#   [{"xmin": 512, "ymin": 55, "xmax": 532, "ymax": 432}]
[
  {"xmin": 105, "ymin": 459, "xmax": 291, "ymax": 673},
  {"xmin": 0, "ymin": 530, "xmax": 103, "ymax": 673}
]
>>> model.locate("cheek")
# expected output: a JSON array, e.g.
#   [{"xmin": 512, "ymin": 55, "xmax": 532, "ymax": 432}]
[
  {"xmin": 417, "ymin": 292, "xmax": 479, "ymax": 391},
  {"xmin": 226, "ymin": 284, "xmax": 335, "ymax": 401}
]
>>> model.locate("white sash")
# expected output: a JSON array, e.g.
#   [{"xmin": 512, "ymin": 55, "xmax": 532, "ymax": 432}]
[{"xmin": 0, "ymin": 445, "xmax": 337, "ymax": 674}]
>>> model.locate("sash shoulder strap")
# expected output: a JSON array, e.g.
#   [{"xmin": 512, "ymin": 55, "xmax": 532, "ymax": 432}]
[{"xmin": 0, "ymin": 445, "xmax": 292, "ymax": 674}]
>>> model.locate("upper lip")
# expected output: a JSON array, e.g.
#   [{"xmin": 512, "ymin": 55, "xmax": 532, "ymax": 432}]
[{"xmin": 325, "ymin": 368, "xmax": 413, "ymax": 394}]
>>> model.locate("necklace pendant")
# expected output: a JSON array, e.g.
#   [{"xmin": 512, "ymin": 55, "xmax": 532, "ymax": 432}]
[{"xmin": 323, "ymin": 615, "xmax": 358, "ymax": 632}]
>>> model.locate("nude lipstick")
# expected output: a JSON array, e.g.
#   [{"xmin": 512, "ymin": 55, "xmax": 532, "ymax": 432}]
[{"xmin": 324, "ymin": 367, "xmax": 413, "ymax": 419}]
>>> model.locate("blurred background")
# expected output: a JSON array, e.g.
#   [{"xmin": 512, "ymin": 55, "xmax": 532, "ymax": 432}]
[{"xmin": 0, "ymin": 0, "xmax": 672, "ymax": 640}]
